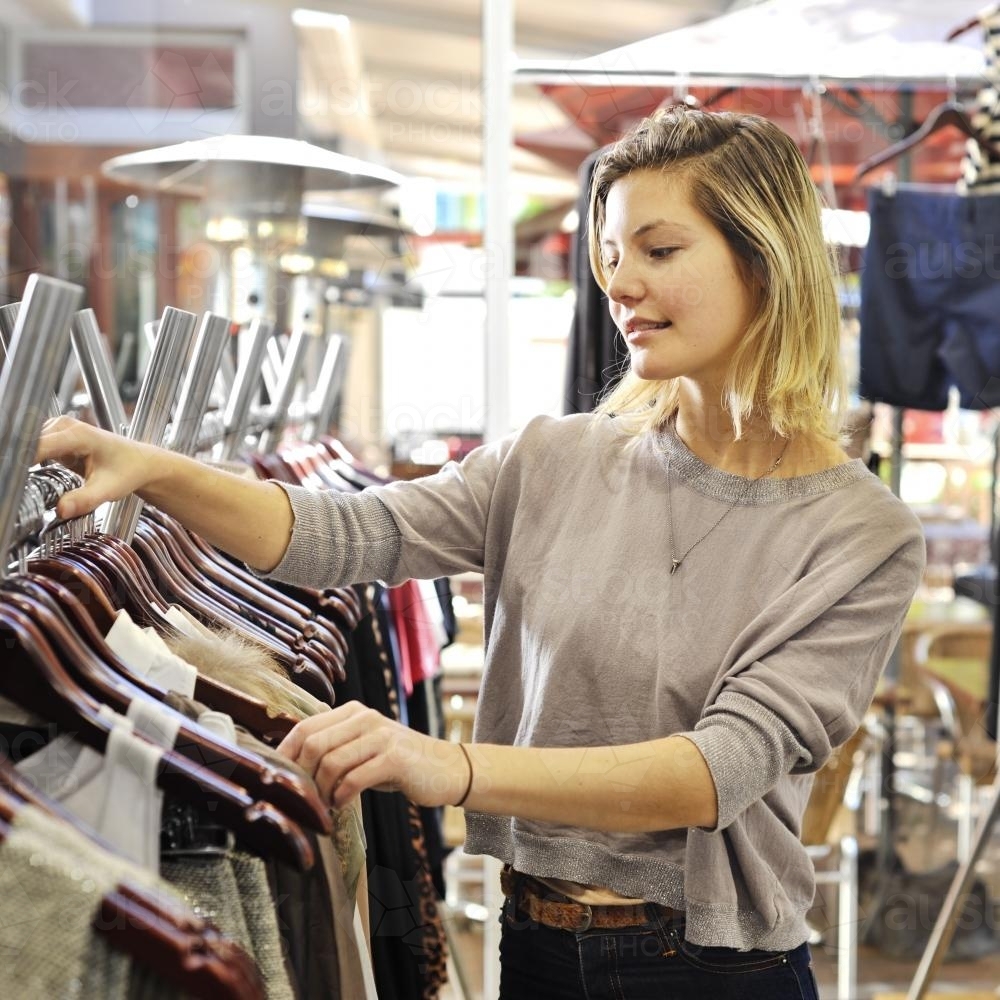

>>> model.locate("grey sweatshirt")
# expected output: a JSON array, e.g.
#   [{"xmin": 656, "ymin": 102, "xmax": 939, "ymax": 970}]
[{"xmin": 263, "ymin": 412, "xmax": 925, "ymax": 951}]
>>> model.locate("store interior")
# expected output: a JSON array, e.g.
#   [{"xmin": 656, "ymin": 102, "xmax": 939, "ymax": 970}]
[{"xmin": 3, "ymin": 1, "xmax": 1000, "ymax": 998}]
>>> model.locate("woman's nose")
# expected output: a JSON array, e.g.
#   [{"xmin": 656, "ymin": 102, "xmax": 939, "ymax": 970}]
[{"xmin": 606, "ymin": 259, "xmax": 642, "ymax": 304}]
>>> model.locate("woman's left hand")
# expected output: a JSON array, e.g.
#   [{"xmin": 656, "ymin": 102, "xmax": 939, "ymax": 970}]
[{"xmin": 277, "ymin": 701, "xmax": 471, "ymax": 810}]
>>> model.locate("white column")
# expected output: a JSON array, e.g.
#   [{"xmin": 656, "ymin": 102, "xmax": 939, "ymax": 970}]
[{"xmin": 482, "ymin": 0, "xmax": 513, "ymax": 446}]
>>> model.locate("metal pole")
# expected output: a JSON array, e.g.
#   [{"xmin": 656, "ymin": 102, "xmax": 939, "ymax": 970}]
[
  {"xmin": 71, "ymin": 309, "xmax": 128, "ymax": 435},
  {"xmin": 56, "ymin": 351, "xmax": 81, "ymax": 414},
  {"xmin": 114, "ymin": 329, "xmax": 137, "ymax": 388},
  {"xmin": 104, "ymin": 306, "xmax": 198, "ymax": 541},
  {"xmin": 0, "ymin": 301, "xmax": 19, "ymax": 351},
  {"xmin": 305, "ymin": 333, "xmax": 347, "ymax": 441},
  {"xmin": 483, "ymin": 0, "xmax": 513, "ymax": 446},
  {"xmin": 0, "ymin": 274, "xmax": 83, "ymax": 577},
  {"xmin": 168, "ymin": 312, "xmax": 231, "ymax": 456},
  {"xmin": 263, "ymin": 335, "xmax": 285, "ymax": 401},
  {"xmin": 0, "ymin": 301, "xmax": 61, "ymax": 421},
  {"xmin": 906, "ymin": 782, "xmax": 1000, "ymax": 998},
  {"xmin": 482, "ymin": 3, "xmax": 514, "ymax": 995},
  {"xmin": 221, "ymin": 316, "xmax": 272, "ymax": 460},
  {"xmin": 258, "ymin": 326, "xmax": 310, "ymax": 454},
  {"xmin": 214, "ymin": 340, "xmax": 236, "ymax": 407}
]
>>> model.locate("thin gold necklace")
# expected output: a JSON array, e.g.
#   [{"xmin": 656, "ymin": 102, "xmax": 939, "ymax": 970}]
[{"xmin": 667, "ymin": 434, "xmax": 790, "ymax": 575}]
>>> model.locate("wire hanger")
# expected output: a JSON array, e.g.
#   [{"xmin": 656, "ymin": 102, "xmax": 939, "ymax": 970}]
[
  {"xmin": 946, "ymin": 4, "xmax": 998, "ymax": 42},
  {"xmin": 854, "ymin": 94, "xmax": 1000, "ymax": 181}
]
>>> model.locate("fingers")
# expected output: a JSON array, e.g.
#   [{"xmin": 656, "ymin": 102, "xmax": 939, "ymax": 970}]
[
  {"xmin": 328, "ymin": 755, "xmax": 395, "ymax": 810},
  {"xmin": 277, "ymin": 702, "xmax": 414, "ymax": 806},
  {"xmin": 55, "ymin": 475, "xmax": 116, "ymax": 520},
  {"xmin": 277, "ymin": 701, "xmax": 367, "ymax": 761},
  {"xmin": 35, "ymin": 418, "xmax": 141, "ymax": 517},
  {"xmin": 314, "ymin": 734, "xmax": 383, "ymax": 804}
]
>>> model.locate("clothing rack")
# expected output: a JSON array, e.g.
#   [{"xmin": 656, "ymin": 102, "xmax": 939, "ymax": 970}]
[
  {"xmin": 71, "ymin": 309, "xmax": 129, "ymax": 434},
  {"xmin": 168, "ymin": 313, "xmax": 231, "ymax": 456},
  {"xmin": 222, "ymin": 317, "xmax": 273, "ymax": 460},
  {"xmin": 258, "ymin": 326, "xmax": 311, "ymax": 454},
  {"xmin": 104, "ymin": 306, "xmax": 198, "ymax": 542},
  {"xmin": 0, "ymin": 274, "xmax": 84, "ymax": 578}
]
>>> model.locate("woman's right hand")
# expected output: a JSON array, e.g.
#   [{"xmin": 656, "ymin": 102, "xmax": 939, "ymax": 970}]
[{"xmin": 35, "ymin": 416, "xmax": 160, "ymax": 520}]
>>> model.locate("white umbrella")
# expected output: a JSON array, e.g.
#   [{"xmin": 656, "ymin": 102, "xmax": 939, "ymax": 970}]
[{"xmin": 517, "ymin": 0, "xmax": 989, "ymax": 88}]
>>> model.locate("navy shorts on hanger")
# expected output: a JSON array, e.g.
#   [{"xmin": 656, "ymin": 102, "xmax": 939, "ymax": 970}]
[{"xmin": 859, "ymin": 188, "xmax": 1000, "ymax": 411}]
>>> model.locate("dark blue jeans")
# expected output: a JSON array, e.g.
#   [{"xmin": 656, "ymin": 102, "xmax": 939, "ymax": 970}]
[{"xmin": 499, "ymin": 896, "xmax": 821, "ymax": 1000}]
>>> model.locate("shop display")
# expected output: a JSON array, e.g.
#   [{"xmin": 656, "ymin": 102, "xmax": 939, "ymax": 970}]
[{"xmin": 0, "ymin": 274, "xmax": 455, "ymax": 998}]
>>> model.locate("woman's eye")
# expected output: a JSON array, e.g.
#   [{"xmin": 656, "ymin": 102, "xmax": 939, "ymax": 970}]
[
  {"xmin": 649, "ymin": 247, "xmax": 678, "ymax": 260},
  {"xmin": 604, "ymin": 258, "xmax": 619, "ymax": 271}
]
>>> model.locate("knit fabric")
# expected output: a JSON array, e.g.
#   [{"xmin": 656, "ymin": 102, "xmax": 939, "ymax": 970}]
[
  {"xmin": 264, "ymin": 412, "xmax": 925, "ymax": 950},
  {"xmin": 0, "ymin": 805, "xmax": 186, "ymax": 1000}
]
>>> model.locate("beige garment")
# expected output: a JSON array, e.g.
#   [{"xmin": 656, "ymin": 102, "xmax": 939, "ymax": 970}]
[
  {"xmin": 317, "ymin": 833, "xmax": 376, "ymax": 999},
  {"xmin": 0, "ymin": 804, "xmax": 189, "ymax": 1000},
  {"xmin": 158, "ymin": 623, "xmax": 375, "ymax": 986},
  {"xmin": 106, "ymin": 608, "xmax": 199, "ymax": 696},
  {"xmin": 162, "ymin": 624, "xmax": 327, "ymax": 719}
]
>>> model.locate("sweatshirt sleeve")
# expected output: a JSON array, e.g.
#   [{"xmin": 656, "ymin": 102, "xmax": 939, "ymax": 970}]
[
  {"xmin": 257, "ymin": 429, "xmax": 520, "ymax": 591},
  {"xmin": 682, "ymin": 507, "xmax": 926, "ymax": 832}
]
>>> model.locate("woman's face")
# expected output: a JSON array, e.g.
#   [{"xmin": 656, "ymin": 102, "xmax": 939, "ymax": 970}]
[{"xmin": 601, "ymin": 169, "xmax": 756, "ymax": 392}]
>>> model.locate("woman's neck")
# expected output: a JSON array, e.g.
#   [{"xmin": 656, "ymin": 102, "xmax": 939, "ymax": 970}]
[{"xmin": 673, "ymin": 403, "xmax": 849, "ymax": 479}]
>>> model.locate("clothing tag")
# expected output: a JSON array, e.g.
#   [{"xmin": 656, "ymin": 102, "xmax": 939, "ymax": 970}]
[
  {"xmin": 126, "ymin": 698, "xmax": 182, "ymax": 750},
  {"xmin": 196, "ymin": 709, "xmax": 238, "ymax": 744}
]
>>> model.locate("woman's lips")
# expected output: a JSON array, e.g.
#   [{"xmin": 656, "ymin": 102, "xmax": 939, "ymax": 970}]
[{"xmin": 626, "ymin": 322, "xmax": 670, "ymax": 344}]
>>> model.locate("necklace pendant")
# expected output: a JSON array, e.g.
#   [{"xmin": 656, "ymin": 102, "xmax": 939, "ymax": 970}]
[{"xmin": 670, "ymin": 559, "xmax": 682, "ymax": 575}]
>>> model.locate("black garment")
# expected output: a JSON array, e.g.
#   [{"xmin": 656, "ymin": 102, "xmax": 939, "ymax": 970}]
[
  {"xmin": 335, "ymin": 585, "xmax": 449, "ymax": 1000},
  {"xmin": 433, "ymin": 578, "xmax": 457, "ymax": 647},
  {"xmin": 266, "ymin": 838, "xmax": 341, "ymax": 1000},
  {"xmin": 564, "ymin": 147, "xmax": 628, "ymax": 415},
  {"xmin": 408, "ymin": 677, "xmax": 450, "ymax": 900}
]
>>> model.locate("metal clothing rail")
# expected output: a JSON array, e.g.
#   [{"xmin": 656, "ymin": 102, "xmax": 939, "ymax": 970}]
[
  {"xmin": 304, "ymin": 333, "xmax": 349, "ymax": 442},
  {"xmin": 71, "ymin": 309, "xmax": 129, "ymax": 435},
  {"xmin": 104, "ymin": 306, "xmax": 198, "ymax": 542},
  {"xmin": 0, "ymin": 301, "xmax": 62, "ymax": 423},
  {"xmin": 169, "ymin": 313, "xmax": 231, "ymax": 456},
  {"xmin": 222, "ymin": 316, "xmax": 273, "ymax": 461},
  {"xmin": 0, "ymin": 274, "xmax": 84, "ymax": 578},
  {"xmin": 258, "ymin": 326, "xmax": 311, "ymax": 454}
]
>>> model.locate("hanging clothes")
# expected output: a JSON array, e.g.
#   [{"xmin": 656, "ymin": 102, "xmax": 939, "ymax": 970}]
[
  {"xmin": 959, "ymin": 5, "xmax": 1000, "ymax": 194},
  {"xmin": 563, "ymin": 147, "xmax": 628, "ymax": 414},
  {"xmin": 858, "ymin": 188, "xmax": 1000, "ymax": 410}
]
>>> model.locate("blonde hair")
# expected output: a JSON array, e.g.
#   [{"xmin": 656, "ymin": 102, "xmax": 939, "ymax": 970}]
[{"xmin": 589, "ymin": 105, "xmax": 845, "ymax": 442}]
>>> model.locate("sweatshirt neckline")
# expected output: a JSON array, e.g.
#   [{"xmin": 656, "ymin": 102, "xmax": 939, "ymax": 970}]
[{"xmin": 651, "ymin": 422, "xmax": 869, "ymax": 505}]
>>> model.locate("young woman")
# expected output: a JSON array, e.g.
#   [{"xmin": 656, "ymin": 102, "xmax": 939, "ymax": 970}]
[{"xmin": 38, "ymin": 106, "xmax": 924, "ymax": 999}]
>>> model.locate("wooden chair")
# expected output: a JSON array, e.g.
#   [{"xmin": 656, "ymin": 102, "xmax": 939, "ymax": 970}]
[
  {"xmin": 803, "ymin": 727, "xmax": 869, "ymax": 1000},
  {"xmin": 911, "ymin": 622, "xmax": 995, "ymax": 862}
]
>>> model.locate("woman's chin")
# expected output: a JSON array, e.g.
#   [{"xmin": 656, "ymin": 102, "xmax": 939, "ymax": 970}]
[{"xmin": 630, "ymin": 357, "xmax": 682, "ymax": 382}]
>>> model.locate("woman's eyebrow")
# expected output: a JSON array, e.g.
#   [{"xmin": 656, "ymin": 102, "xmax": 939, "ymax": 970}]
[
  {"xmin": 602, "ymin": 220, "xmax": 695, "ymax": 247},
  {"xmin": 630, "ymin": 220, "xmax": 696, "ymax": 239}
]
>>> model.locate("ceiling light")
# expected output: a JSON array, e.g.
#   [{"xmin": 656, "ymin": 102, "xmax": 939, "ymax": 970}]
[{"xmin": 292, "ymin": 9, "xmax": 351, "ymax": 31}]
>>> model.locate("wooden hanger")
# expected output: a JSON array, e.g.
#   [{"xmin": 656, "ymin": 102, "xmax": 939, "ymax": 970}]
[
  {"xmin": 142, "ymin": 508, "xmax": 351, "ymax": 673},
  {"xmin": 855, "ymin": 101, "xmax": 1000, "ymax": 181},
  {"xmin": 134, "ymin": 515, "xmax": 343, "ymax": 673},
  {"xmin": 0, "ymin": 764, "xmax": 261, "ymax": 999},
  {"xmin": 2, "ymin": 575, "xmax": 330, "ymax": 834},
  {"xmin": 98, "ymin": 882, "xmax": 266, "ymax": 1000},
  {"xmin": 0, "ymin": 600, "xmax": 315, "ymax": 869},
  {"xmin": 26, "ymin": 547, "xmax": 300, "ymax": 743},
  {"xmin": 130, "ymin": 524, "xmax": 339, "ymax": 703}
]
